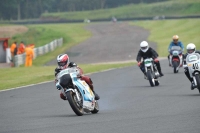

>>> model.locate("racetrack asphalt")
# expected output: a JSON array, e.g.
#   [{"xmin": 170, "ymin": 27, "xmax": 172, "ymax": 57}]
[
  {"xmin": 46, "ymin": 22, "xmax": 157, "ymax": 65},
  {"xmin": 1, "ymin": 22, "xmax": 200, "ymax": 133}
]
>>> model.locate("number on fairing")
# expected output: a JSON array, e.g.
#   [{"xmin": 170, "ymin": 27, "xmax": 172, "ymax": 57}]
[{"xmin": 193, "ymin": 63, "xmax": 199, "ymax": 69}]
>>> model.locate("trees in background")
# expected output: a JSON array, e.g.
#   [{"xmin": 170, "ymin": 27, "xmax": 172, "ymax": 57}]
[{"xmin": 0, "ymin": 0, "xmax": 167, "ymax": 20}]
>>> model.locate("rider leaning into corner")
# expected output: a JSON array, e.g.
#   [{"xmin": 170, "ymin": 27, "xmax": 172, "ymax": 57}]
[
  {"xmin": 136, "ymin": 41, "xmax": 164, "ymax": 78},
  {"xmin": 183, "ymin": 43, "xmax": 200, "ymax": 90},
  {"xmin": 54, "ymin": 54, "xmax": 100, "ymax": 100},
  {"xmin": 168, "ymin": 35, "xmax": 184, "ymax": 66}
]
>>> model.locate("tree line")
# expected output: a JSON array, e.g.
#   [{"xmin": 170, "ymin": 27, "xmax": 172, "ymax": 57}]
[{"xmin": 0, "ymin": 0, "xmax": 167, "ymax": 20}]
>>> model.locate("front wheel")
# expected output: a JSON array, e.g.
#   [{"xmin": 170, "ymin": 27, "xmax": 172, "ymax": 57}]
[
  {"xmin": 194, "ymin": 74, "xmax": 200, "ymax": 93},
  {"xmin": 147, "ymin": 70, "xmax": 155, "ymax": 87},
  {"xmin": 173, "ymin": 61, "xmax": 178, "ymax": 73},
  {"xmin": 66, "ymin": 90, "xmax": 84, "ymax": 116}
]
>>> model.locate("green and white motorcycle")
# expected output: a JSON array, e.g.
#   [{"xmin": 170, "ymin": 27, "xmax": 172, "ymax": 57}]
[{"xmin": 144, "ymin": 58, "xmax": 160, "ymax": 87}]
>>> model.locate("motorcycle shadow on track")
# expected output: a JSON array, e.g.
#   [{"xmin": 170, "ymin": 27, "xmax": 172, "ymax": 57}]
[
  {"xmin": 164, "ymin": 71, "xmax": 184, "ymax": 75},
  {"xmin": 40, "ymin": 112, "xmax": 99, "ymax": 118},
  {"xmin": 132, "ymin": 85, "xmax": 163, "ymax": 88},
  {"xmin": 35, "ymin": 114, "xmax": 77, "ymax": 118},
  {"xmin": 172, "ymin": 93, "xmax": 200, "ymax": 97}
]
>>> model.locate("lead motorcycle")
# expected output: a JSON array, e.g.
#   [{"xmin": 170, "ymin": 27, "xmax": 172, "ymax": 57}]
[
  {"xmin": 169, "ymin": 46, "xmax": 183, "ymax": 73},
  {"xmin": 184, "ymin": 53, "xmax": 200, "ymax": 93},
  {"xmin": 55, "ymin": 67, "xmax": 99, "ymax": 116},
  {"xmin": 144, "ymin": 58, "xmax": 160, "ymax": 87}
]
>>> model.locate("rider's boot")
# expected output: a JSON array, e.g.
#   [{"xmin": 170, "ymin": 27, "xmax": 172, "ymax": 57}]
[
  {"xmin": 60, "ymin": 92, "xmax": 67, "ymax": 100},
  {"xmin": 143, "ymin": 72, "xmax": 147, "ymax": 79},
  {"xmin": 140, "ymin": 68, "xmax": 147, "ymax": 79},
  {"xmin": 168, "ymin": 55, "xmax": 171, "ymax": 66},
  {"xmin": 159, "ymin": 71, "xmax": 164, "ymax": 77},
  {"xmin": 93, "ymin": 90, "xmax": 100, "ymax": 100},
  {"xmin": 185, "ymin": 71, "xmax": 195, "ymax": 90},
  {"xmin": 191, "ymin": 81, "xmax": 196, "ymax": 90},
  {"xmin": 144, "ymin": 74, "xmax": 147, "ymax": 79},
  {"xmin": 155, "ymin": 62, "xmax": 164, "ymax": 77}
]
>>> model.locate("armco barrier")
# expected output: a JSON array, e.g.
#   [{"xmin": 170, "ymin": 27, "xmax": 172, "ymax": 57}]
[{"xmin": 14, "ymin": 38, "xmax": 63, "ymax": 67}]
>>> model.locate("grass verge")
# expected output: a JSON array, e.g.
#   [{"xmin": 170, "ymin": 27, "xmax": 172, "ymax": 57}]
[
  {"xmin": 0, "ymin": 62, "xmax": 134, "ymax": 91},
  {"xmin": 130, "ymin": 19, "xmax": 200, "ymax": 56}
]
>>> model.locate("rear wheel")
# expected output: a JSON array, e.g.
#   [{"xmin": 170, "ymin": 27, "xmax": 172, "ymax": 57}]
[
  {"xmin": 66, "ymin": 90, "xmax": 84, "ymax": 116},
  {"xmin": 147, "ymin": 70, "xmax": 155, "ymax": 87},
  {"xmin": 195, "ymin": 74, "xmax": 200, "ymax": 93},
  {"xmin": 91, "ymin": 101, "xmax": 99, "ymax": 114},
  {"xmin": 173, "ymin": 61, "xmax": 178, "ymax": 73}
]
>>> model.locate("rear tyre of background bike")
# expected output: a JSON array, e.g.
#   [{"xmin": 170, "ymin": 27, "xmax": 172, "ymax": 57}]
[
  {"xmin": 66, "ymin": 91, "xmax": 84, "ymax": 116},
  {"xmin": 173, "ymin": 61, "xmax": 178, "ymax": 73},
  {"xmin": 91, "ymin": 101, "xmax": 99, "ymax": 114},
  {"xmin": 194, "ymin": 74, "xmax": 200, "ymax": 93},
  {"xmin": 147, "ymin": 70, "xmax": 155, "ymax": 87}
]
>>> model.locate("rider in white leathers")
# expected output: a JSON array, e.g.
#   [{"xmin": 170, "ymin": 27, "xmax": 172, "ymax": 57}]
[{"xmin": 183, "ymin": 43, "xmax": 200, "ymax": 90}]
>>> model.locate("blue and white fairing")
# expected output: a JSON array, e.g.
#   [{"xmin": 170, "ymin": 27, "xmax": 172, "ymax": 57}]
[
  {"xmin": 70, "ymin": 73, "xmax": 95, "ymax": 110},
  {"xmin": 70, "ymin": 73, "xmax": 95, "ymax": 102}
]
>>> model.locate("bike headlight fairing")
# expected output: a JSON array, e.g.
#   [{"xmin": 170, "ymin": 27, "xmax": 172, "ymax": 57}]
[{"xmin": 60, "ymin": 74, "xmax": 73, "ymax": 88}]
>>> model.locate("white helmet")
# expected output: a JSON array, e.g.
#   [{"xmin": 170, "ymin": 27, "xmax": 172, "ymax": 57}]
[
  {"xmin": 186, "ymin": 43, "xmax": 196, "ymax": 54},
  {"xmin": 140, "ymin": 41, "xmax": 149, "ymax": 53}
]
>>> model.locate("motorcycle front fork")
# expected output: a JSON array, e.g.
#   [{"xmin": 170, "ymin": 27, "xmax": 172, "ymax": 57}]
[
  {"xmin": 74, "ymin": 89, "xmax": 81, "ymax": 102},
  {"xmin": 63, "ymin": 87, "xmax": 81, "ymax": 102}
]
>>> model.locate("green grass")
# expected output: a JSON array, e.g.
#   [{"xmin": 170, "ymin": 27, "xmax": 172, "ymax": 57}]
[
  {"xmin": 10, "ymin": 26, "xmax": 63, "ymax": 47},
  {"xmin": 0, "ymin": 62, "xmax": 134, "ymax": 90},
  {"xmin": 41, "ymin": 0, "xmax": 200, "ymax": 21},
  {"xmin": 130, "ymin": 19, "xmax": 200, "ymax": 56}
]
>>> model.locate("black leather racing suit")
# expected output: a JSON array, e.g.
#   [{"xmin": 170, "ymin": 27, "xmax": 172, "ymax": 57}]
[{"xmin": 136, "ymin": 47, "xmax": 163, "ymax": 75}]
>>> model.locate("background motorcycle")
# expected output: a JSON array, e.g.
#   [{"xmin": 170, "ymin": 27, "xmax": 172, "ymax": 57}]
[
  {"xmin": 144, "ymin": 58, "xmax": 160, "ymax": 87},
  {"xmin": 56, "ymin": 67, "xmax": 99, "ymax": 116},
  {"xmin": 169, "ymin": 46, "xmax": 183, "ymax": 73},
  {"xmin": 184, "ymin": 53, "xmax": 200, "ymax": 93}
]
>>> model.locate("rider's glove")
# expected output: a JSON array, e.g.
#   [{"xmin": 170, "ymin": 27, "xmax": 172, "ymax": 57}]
[
  {"xmin": 154, "ymin": 58, "xmax": 159, "ymax": 62},
  {"xmin": 137, "ymin": 62, "xmax": 141, "ymax": 67},
  {"xmin": 56, "ymin": 86, "xmax": 61, "ymax": 90},
  {"xmin": 56, "ymin": 84, "xmax": 62, "ymax": 90},
  {"xmin": 55, "ymin": 79, "xmax": 62, "ymax": 90}
]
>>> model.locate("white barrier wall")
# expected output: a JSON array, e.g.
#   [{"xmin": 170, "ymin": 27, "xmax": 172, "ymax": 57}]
[
  {"xmin": 12, "ymin": 38, "xmax": 63, "ymax": 67},
  {"xmin": 6, "ymin": 48, "xmax": 11, "ymax": 63}
]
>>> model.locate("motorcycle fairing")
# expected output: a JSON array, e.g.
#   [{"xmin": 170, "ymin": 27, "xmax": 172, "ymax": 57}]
[{"xmin": 70, "ymin": 73, "xmax": 95, "ymax": 102}]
